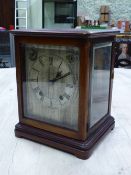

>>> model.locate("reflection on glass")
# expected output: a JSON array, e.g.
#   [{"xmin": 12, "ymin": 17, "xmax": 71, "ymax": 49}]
[
  {"xmin": 90, "ymin": 43, "xmax": 112, "ymax": 127},
  {"xmin": 22, "ymin": 44, "xmax": 80, "ymax": 130}
]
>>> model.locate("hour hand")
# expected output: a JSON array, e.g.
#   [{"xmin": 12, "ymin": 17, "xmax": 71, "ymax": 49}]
[
  {"xmin": 55, "ymin": 71, "xmax": 62, "ymax": 78},
  {"xmin": 48, "ymin": 71, "xmax": 62, "ymax": 82},
  {"xmin": 49, "ymin": 72, "xmax": 70, "ymax": 82}
]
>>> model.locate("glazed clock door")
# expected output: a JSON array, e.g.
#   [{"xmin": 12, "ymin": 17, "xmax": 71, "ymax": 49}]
[{"xmin": 21, "ymin": 44, "xmax": 80, "ymax": 131}]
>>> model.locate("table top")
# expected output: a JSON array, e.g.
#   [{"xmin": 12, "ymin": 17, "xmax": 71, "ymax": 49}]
[{"xmin": 0, "ymin": 68, "xmax": 131, "ymax": 175}]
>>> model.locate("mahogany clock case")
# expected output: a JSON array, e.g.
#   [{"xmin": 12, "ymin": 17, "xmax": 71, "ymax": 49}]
[{"xmin": 12, "ymin": 29, "xmax": 115, "ymax": 159}]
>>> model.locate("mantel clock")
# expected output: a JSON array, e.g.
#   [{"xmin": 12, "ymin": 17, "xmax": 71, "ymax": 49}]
[{"xmin": 12, "ymin": 29, "xmax": 116, "ymax": 159}]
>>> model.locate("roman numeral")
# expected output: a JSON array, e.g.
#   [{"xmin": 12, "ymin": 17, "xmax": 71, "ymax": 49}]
[
  {"xmin": 63, "ymin": 93, "xmax": 70, "ymax": 100},
  {"xmin": 49, "ymin": 56, "xmax": 53, "ymax": 65},
  {"xmin": 59, "ymin": 95, "xmax": 64, "ymax": 100},
  {"xmin": 39, "ymin": 58, "xmax": 44, "ymax": 66},
  {"xmin": 32, "ymin": 67, "xmax": 39, "ymax": 73},
  {"xmin": 33, "ymin": 86, "xmax": 40, "ymax": 93},
  {"xmin": 29, "ymin": 78, "xmax": 38, "ymax": 82},
  {"xmin": 66, "ymin": 84, "xmax": 73, "ymax": 88}
]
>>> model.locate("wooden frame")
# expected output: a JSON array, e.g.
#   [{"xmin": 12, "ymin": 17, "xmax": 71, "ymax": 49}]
[
  {"xmin": 14, "ymin": 34, "xmax": 89, "ymax": 140},
  {"xmin": 12, "ymin": 29, "xmax": 115, "ymax": 159}
]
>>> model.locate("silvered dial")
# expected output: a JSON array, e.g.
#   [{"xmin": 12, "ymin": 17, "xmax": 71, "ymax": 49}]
[{"xmin": 29, "ymin": 54, "xmax": 75, "ymax": 108}]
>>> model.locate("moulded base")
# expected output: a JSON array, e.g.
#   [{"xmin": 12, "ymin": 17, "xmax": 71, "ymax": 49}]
[{"xmin": 15, "ymin": 116, "xmax": 115, "ymax": 159}]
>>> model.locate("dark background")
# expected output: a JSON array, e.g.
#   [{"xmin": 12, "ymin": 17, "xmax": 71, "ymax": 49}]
[{"xmin": 0, "ymin": 0, "xmax": 15, "ymax": 29}]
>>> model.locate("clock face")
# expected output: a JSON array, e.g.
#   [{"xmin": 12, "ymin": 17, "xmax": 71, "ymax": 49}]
[
  {"xmin": 30, "ymin": 54, "xmax": 75, "ymax": 108},
  {"xmin": 22, "ymin": 44, "xmax": 80, "ymax": 130}
]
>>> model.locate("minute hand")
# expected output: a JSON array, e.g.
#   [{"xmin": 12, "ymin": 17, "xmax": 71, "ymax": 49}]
[{"xmin": 49, "ymin": 72, "xmax": 70, "ymax": 82}]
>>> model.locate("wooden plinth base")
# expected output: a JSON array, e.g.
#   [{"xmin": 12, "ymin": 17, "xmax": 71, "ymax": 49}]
[{"xmin": 15, "ymin": 116, "xmax": 115, "ymax": 159}]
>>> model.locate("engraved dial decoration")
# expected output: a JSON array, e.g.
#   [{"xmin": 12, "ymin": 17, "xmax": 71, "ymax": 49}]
[{"xmin": 23, "ymin": 44, "xmax": 80, "ymax": 130}]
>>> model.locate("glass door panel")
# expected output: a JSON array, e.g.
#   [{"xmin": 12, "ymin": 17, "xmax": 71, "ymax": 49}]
[
  {"xmin": 90, "ymin": 42, "xmax": 112, "ymax": 127},
  {"xmin": 22, "ymin": 44, "xmax": 80, "ymax": 130}
]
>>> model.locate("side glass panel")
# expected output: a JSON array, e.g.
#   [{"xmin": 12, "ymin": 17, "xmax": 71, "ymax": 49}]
[
  {"xmin": 89, "ymin": 42, "xmax": 112, "ymax": 127},
  {"xmin": 22, "ymin": 44, "xmax": 80, "ymax": 130}
]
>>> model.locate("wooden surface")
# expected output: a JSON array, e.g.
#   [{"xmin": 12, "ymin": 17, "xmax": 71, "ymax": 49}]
[{"xmin": 0, "ymin": 68, "xmax": 131, "ymax": 174}]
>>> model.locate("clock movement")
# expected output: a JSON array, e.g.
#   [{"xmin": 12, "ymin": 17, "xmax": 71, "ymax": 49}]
[{"xmin": 12, "ymin": 29, "xmax": 116, "ymax": 159}]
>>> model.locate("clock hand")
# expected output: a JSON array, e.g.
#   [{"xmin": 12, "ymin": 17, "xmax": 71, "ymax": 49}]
[
  {"xmin": 58, "ymin": 60, "xmax": 63, "ymax": 69},
  {"xmin": 49, "ymin": 56, "xmax": 53, "ymax": 65},
  {"xmin": 48, "ymin": 56, "xmax": 54, "ymax": 81},
  {"xmin": 54, "ymin": 60, "xmax": 63, "ymax": 77},
  {"xmin": 49, "ymin": 72, "xmax": 71, "ymax": 82},
  {"xmin": 55, "ymin": 71, "xmax": 62, "ymax": 78}
]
